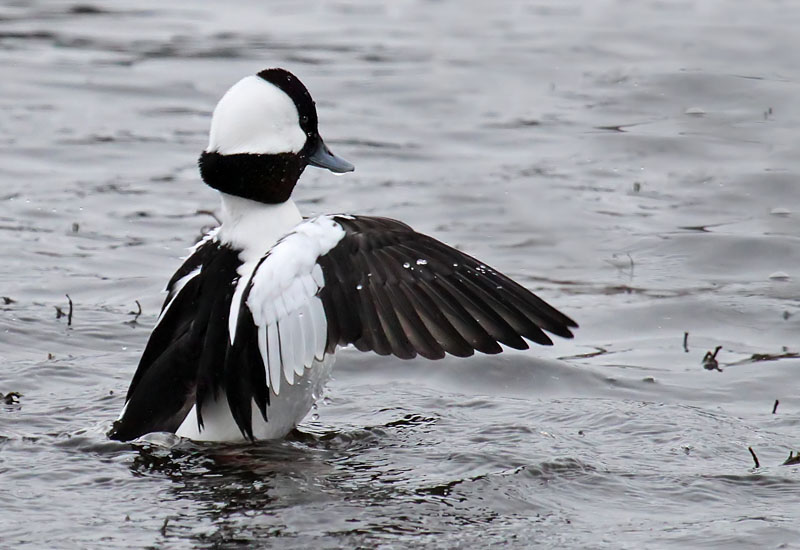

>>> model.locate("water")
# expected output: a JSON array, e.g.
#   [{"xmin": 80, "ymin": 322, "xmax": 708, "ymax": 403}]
[{"xmin": 2, "ymin": 1, "xmax": 799, "ymax": 548}]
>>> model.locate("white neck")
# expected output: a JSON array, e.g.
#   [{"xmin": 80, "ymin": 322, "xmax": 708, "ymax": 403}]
[
  {"xmin": 218, "ymin": 193, "xmax": 304, "ymax": 342},
  {"xmin": 217, "ymin": 193, "xmax": 303, "ymax": 262}
]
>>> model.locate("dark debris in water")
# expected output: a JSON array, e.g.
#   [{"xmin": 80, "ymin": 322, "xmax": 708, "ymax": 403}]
[
  {"xmin": 55, "ymin": 294, "xmax": 73, "ymax": 326},
  {"xmin": 782, "ymin": 452, "xmax": 800, "ymax": 466},
  {"xmin": 748, "ymin": 351, "xmax": 799, "ymax": 363},
  {"xmin": 1, "ymin": 391, "xmax": 22, "ymax": 405},
  {"xmin": 559, "ymin": 346, "xmax": 609, "ymax": 361},
  {"xmin": 747, "ymin": 446, "xmax": 800, "ymax": 468},
  {"xmin": 124, "ymin": 300, "xmax": 142, "ymax": 327},
  {"xmin": 486, "ymin": 118, "xmax": 542, "ymax": 129},
  {"xmin": 772, "ymin": 399, "xmax": 779, "ymax": 414},
  {"xmin": 68, "ymin": 4, "xmax": 106, "ymax": 15},
  {"xmin": 2, "ymin": 296, "xmax": 15, "ymax": 305},
  {"xmin": 595, "ymin": 123, "xmax": 635, "ymax": 133},
  {"xmin": 702, "ymin": 346, "xmax": 723, "ymax": 371},
  {"xmin": 726, "ymin": 350, "xmax": 800, "ymax": 367},
  {"xmin": 748, "ymin": 446, "xmax": 760, "ymax": 469}
]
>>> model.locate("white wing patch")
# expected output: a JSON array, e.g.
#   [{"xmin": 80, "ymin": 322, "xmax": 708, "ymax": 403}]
[{"xmin": 244, "ymin": 216, "xmax": 346, "ymax": 395}]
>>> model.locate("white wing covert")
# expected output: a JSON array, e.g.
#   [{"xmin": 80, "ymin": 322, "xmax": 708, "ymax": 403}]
[{"xmin": 242, "ymin": 216, "xmax": 345, "ymax": 395}]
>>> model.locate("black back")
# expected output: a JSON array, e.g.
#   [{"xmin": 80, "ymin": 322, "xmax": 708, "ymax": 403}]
[{"xmin": 107, "ymin": 240, "xmax": 242, "ymax": 441}]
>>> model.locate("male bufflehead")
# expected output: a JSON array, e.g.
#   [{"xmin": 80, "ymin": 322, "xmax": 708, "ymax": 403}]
[{"xmin": 108, "ymin": 68, "xmax": 578, "ymax": 442}]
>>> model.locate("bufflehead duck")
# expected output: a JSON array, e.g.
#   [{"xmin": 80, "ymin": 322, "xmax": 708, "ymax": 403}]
[{"xmin": 108, "ymin": 68, "xmax": 578, "ymax": 442}]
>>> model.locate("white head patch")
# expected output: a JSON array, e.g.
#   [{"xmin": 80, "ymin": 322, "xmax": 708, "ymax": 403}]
[{"xmin": 207, "ymin": 75, "xmax": 307, "ymax": 155}]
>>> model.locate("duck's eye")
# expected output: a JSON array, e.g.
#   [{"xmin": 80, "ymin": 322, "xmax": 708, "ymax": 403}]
[{"xmin": 300, "ymin": 115, "xmax": 309, "ymax": 124}]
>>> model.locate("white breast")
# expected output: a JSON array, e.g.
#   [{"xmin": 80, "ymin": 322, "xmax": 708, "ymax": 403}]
[
  {"xmin": 175, "ymin": 198, "xmax": 341, "ymax": 442},
  {"xmin": 217, "ymin": 193, "xmax": 304, "ymax": 342}
]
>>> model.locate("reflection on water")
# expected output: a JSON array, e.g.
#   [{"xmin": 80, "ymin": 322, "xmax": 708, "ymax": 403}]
[{"xmin": 2, "ymin": 0, "xmax": 800, "ymax": 548}]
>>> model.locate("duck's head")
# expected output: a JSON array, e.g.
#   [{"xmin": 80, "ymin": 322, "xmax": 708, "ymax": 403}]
[{"xmin": 198, "ymin": 68, "xmax": 354, "ymax": 204}]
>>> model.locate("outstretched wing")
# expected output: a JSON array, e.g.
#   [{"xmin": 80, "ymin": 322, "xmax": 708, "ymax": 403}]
[
  {"xmin": 228, "ymin": 214, "xmax": 578, "ymax": 438},
  {"xmin": 317, "ymin": 216, "xmax": 577, "ymax": 359}
]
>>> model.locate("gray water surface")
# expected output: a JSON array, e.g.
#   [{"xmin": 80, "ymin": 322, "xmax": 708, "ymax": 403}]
[{"xmin": 2, "ymin": 1, "xmax": 799, "ymax": 548}]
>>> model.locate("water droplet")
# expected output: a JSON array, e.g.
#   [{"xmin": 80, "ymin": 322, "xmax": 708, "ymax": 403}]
[
  {"xmin": 416, "ymin": 259, "xmax": 427, "ymax": 266},
  {"xmin": 403, "ymin": 262, "xmax": 411, "ymax": 269},
  {"xmin": 356, "ymin": 284, "xmax": 363, "ymax": 290},
  {"xmin": 453, "ymin": 263, "xmax": 459, "ymax": 267}
]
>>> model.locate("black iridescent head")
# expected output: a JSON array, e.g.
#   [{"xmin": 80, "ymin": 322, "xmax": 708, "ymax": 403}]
[{"xmin": 198, "ymin": 68, "xmax": 354, "ymax": 204}]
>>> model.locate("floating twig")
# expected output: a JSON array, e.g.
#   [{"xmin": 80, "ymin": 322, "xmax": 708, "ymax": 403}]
[
  {"xmin": 748, "ymin": 446, "xmax": 760, "ymax": 469},
  {"xmin": 749, "ymin": 352, "xmax": 799, "ymax": 363},
  {"xmin": 66, "ymin": 294, "xmax": 73, "ymax": 326},
  {"xmin": 558, "ymin": 346, "xmax": 609, "ymax": 361},
  {"xmin": 683, "ymin": 331, "xmax": 689, "ymax": 353},
  {"xmin": 772, "ymin": 399, "xmax": 779, "ymax": 414},
  {"xmin": 702, "ymin": 346, "xmax": 723, "ymax": 371},
  {"xmin": 125, "ymin": 300, "xmax": 143, "ymax": 326},
  {"xmin": 160, "ymin": 517, "xmax": 169, "ymax": 536},
  {"xmin": 724, "ymin": 350, "xmax": 800, "ymax": 367}
]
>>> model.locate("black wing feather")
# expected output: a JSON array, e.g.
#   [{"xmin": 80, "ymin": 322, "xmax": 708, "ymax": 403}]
[
  {"xmin": 109, "ymin": 239, "xmax": 242, "ymax": 441},
  {"xmin": 122, "ymin": 238, "xmax": 219, "ymax": 404},
  {"xmin": 224, "ymin": 297, "xmax": 269, "ymax": 442},
  {"xmin": 317, "ymin": 216, "xmax": 576, "ymax": 360},
  {"xmin": 397, "ymin": 280, "xmax": 473, "ymax": 357}
]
